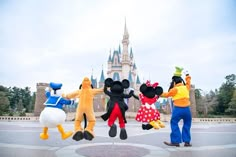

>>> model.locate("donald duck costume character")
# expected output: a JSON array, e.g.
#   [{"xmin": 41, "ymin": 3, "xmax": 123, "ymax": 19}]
[{"xmin": 39, "ymin": 82, "xmax": 74, "ymax": 140}]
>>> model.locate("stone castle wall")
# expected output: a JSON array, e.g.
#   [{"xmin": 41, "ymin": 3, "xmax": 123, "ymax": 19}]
[{"xmin": 34, "ymin": 83, "xmax": 49, "ymax": 116}]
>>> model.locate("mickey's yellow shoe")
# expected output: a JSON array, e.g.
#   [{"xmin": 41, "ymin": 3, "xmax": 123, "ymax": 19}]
[{"xmin": 149, "ymin": 121, "xmax": 160, "ymax": 129}]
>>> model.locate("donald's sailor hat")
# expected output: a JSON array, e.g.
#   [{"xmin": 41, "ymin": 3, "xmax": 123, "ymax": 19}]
[{"xmin": 49, "ymin": 82, "xmax": 62, "ymax": 90}]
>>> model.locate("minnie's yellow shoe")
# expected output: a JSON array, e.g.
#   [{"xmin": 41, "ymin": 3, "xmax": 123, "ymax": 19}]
[
  {"xmin": 40, "ymin": 133, "xmax": 49, "ymax": 140},
  {"xmin": 157, "ymin": 120, "xmax": 165, "ymax": 128},
  {"xmin": 149, "ymin": 121, "xmax": 160, "ymax": 129}
]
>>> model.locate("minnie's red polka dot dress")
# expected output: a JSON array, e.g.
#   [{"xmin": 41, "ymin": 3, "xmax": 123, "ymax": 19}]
[{"xmin": 135, "ymin": 94, "xmax": 160, "ymax": 123}]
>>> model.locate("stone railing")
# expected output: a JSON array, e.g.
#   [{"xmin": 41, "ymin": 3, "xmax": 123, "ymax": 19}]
[
  {"xmin": 0, "ymin": 113, "xmax": 236, "ymax": 123},
  {"xmin": 0, "ymin": 116, "xmax": 39, "ymax": 122}
]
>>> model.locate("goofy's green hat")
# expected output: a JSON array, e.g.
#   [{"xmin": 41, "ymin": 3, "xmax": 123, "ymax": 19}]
[{"xmin": 173, "ymin": 66, "xmax": 184, "ymax": 77}]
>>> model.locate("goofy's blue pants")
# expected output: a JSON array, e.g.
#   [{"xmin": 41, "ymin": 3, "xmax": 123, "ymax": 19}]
[{"xmin": 170, "ymin": 106, "xmax": 192, "ymax": 144}]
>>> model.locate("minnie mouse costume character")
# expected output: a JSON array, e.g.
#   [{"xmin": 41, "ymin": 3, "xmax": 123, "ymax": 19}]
[
  {"xmin": 101, "ymin": 78, "xmax": 138, "ymax": 140},
  {"xmin": 135, "ymin": 80, "xmax": 165, "ymax": 130}
]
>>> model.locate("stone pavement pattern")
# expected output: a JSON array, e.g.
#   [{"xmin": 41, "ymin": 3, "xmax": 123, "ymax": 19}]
[{"xmin": 0, "ymin": 120, "xmax": 236, "ymax": 157}]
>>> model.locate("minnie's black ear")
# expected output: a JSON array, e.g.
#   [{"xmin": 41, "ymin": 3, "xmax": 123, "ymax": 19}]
[
  {"xmin": 79, "ymin": 84, "xmax": 82, "ymax": 89},
  {"xmin": 155, "ymin": 86, "xmax": 163, "ymax": 96},
  {"xmin": 122, "ymin": 79, "xmax": 130, "ymax": 89},
  {"xmin": 140, "ymin": 84, "xmax": 147, "ymax": 93},
  {"xmin": 105, "ymin": 78, "xmax": 113, "ymax": 87}
]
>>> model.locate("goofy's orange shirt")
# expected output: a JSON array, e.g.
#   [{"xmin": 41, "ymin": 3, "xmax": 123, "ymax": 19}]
[{"xmin": 161, "ymin": 75, "xmax": 191, "ymax": 107}]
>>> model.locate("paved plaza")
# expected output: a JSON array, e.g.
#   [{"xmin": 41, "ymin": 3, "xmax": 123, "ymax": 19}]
[{"xmin": 0, "ymin": 119, "xmax": 236, "ymax": 157}]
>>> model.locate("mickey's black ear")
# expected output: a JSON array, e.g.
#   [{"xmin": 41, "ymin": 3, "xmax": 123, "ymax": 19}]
[
  {"xmin": 155, "ymin": 86, "xmax": 163, "ymax": 96},
  {"xmin": 79, "ymin": 84, "xmax": 82, "ymax": 89},
  {"xmin": 122, "ymin": 79, "xmax": 130, "ymax": 89},
  {"xmin": 105, "ymin": 78, "xmax": 113, "ymax": 87},
  {"xmin": 140, "ymin": 84, "xmax": 147, "ymax": 93}
]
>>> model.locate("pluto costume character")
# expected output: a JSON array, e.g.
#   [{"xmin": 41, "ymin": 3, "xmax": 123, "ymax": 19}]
[
  {"xmin": 162, "ymin": 66, "xmax": 192, "ymax": 147},
  {"xmin": 63, "ymin": 77, "xmax": 103, "ymax": 141},
  {"xmin": 135, "ymin": 80, "xmax": 165, "ymax": 130},
  {"xmin": 39, "ymin": 82, "xmax": 74, "ymax": 140}
]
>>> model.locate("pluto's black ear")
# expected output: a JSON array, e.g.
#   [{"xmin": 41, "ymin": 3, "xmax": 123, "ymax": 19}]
[
  {"xmin": 79, "ymin": 84, "xmax": 82, "ymax": 89},
  {"xmin": 105, "ymin": 78, "xmax": 113, "ymax": 87},
  {"xmin": 122, "ymin": 79, "xmax": 130, "ymax": 89},
  {"xmin": 140, "ymin": 84, "xmax": 147, "ymax": 93},
  {"xmin": 91, "ymin": 84, "xmax": 94, "ymax": 89},
  {"xmin": 155, "ymin": 86, "xmax": 163, "ymax": 96}
]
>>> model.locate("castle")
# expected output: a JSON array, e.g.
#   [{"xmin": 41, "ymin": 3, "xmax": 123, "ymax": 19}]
[
  {"xmin": 92, "ymin": 21, "xmax": 141, "ymax": 91},
  {"xmin": 91, "ymin": 21, "xmax": 142, "ymax": 113}
]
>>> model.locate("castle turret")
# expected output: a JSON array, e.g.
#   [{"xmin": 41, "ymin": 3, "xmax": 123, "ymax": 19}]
[
  {"xmin": 99, "ymin": 68, "xmax": 105, "ymax": 88},
  {"xmin": 107, "ymin": 49, "xmax": 112, "ymax": 76},
  {"xmin": 130, "ymin": 47, "xmax": 134, "ymax": 64},
  {"xmin": 121, "ymin": 20, "xmax": 130, "ymax": 79},
  {"xmin": 91, "ymin": 73, "xmax": 97, "ymax": 88}
]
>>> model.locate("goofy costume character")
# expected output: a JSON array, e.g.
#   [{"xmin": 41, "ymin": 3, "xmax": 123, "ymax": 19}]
[{"xmin": 162, "ymin": 67, "xmax": 192, "ymax": 147}]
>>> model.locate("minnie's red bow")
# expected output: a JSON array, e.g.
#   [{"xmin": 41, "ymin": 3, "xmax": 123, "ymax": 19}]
[{"xmin": 146, "ymin": 80, "xmax": 159, "ymax": 88}]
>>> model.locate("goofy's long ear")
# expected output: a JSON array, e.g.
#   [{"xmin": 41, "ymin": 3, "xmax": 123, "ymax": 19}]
[
  {"xmin": 168, "ymin": 81, "xmax": 175, "ymax": 91},
  {"xmin": 104, "ymin": 78, "xmax": 113, "ymax": 87},
  {"xmin": 122, "ymin": 79, "xmax": 130, "ymax": 89},
  {"xmin": 155, "ymin": 86, "xmax": 163, "ymax": 96}
]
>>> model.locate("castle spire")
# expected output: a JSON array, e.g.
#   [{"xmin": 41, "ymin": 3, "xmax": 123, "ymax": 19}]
[
  {"xmin": 108, "ymin": 49, "xmax": 112, "ymax": 62},
  {"xmin": 99, "ymin": 66, "xmax": 105, "ymax": 83},
  {"xmin": 121, "ymin": 18, "xmax": 130, "ymax": 79},
  {"xmin": 123, "ymin": 18, "xmax": 129, "ymax": 42},
  {"xmin": 122, "ymin": 19, "xmax": 131, "ymax": 79}
]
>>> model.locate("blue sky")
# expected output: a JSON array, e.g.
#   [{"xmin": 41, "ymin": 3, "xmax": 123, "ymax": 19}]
[{"xmin": 0, "ymin": 0, "xmax": 236, "ymax": 93}]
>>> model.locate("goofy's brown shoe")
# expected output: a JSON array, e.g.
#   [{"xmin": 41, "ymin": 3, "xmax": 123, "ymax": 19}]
[
  {"xmin": 163, "ymin": 141, "xmax": 180, "ymax": 147},
  {"xmin": 184, "ymin": 143, "xmax": 192, "ymax": 147}
]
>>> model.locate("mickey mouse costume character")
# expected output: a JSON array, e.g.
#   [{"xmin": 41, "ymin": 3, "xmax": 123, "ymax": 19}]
[
  {"xmin": 101, "ymin": 78, "xmax": 138, "ymax": 140},
  {"xmin": 135, "ymin": 80, "xmax": 165, "ymax": 130},
  {"xmin": 162, "ymin": 66, "xmax": 192, "ymax": 147},
  {"xmin": 39, "ymin": 82, "xmax": 74, "ymax": 140},
  {"xmin": 63, "ymin": 77, "xmax": 103, "ymax": 141}
]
